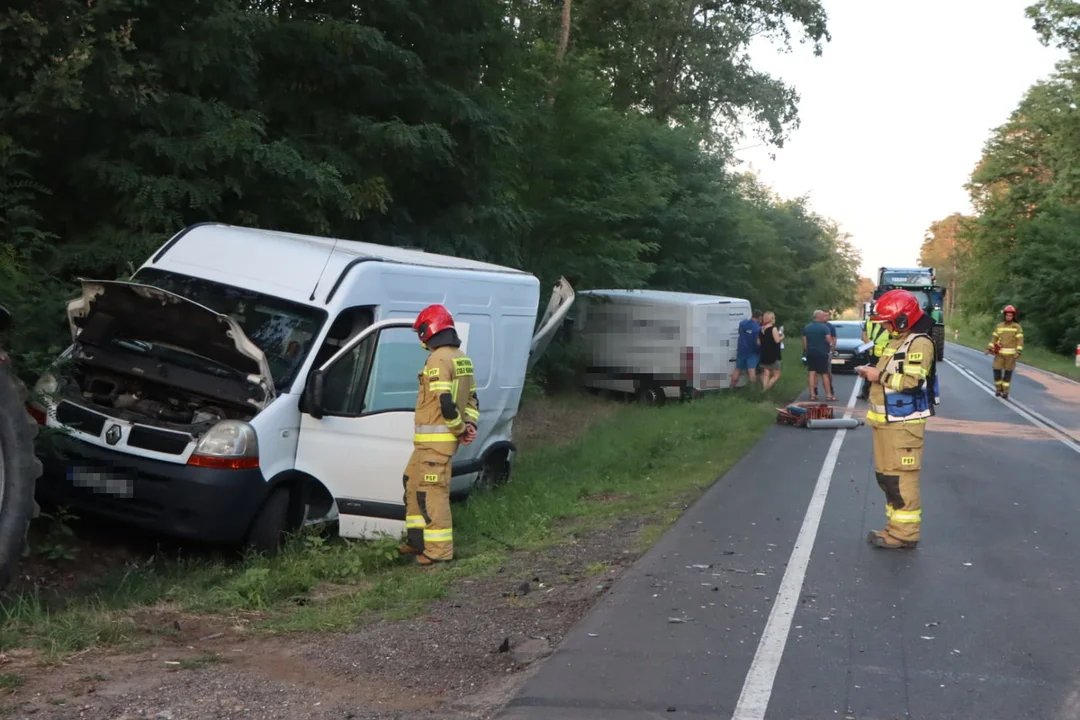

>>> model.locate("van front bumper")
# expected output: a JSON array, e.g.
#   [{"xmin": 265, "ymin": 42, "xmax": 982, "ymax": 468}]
[{"xmin": 38, "ymin": 439, "xmax": 268, "ymax": 545}]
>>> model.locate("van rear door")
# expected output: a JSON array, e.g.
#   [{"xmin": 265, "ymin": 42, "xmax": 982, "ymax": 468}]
[{"xmin": 528, "ymin": 277, "xmax": 575, "ymax": 372}]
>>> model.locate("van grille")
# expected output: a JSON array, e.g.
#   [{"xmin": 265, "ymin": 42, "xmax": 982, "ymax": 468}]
[
  {"xmin": 54, "ymin": 401, "xmax": 192, "ymax": 456},
  {"xmin": 55, "ymin": 402, "xmax": 107, "ymax": 435},
  {"xmin": 127, "ymin": 426, "xmax": 192, "ymax": 456}
]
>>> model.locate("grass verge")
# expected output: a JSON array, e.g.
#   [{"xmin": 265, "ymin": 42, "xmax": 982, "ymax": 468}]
[
  {"xmin": 1, "ymin": 346, "xmax": 809, "ymax": 658},
  {"xmin": 946, "ymin": 313, "xmax": 1080, "ymax": 381}
]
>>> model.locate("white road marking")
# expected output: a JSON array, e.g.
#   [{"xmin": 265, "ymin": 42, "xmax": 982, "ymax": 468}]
[
  {"xmin": 945, "ymin": 358, "xmax": 1080, "ymax": 455},
  {"xmin": 731, "ymin": 379, "xmax": 861, "ymax": 720},
  {"xmin": 946, "ymin": 342, "xmax": 1080, "ymax": 388}
]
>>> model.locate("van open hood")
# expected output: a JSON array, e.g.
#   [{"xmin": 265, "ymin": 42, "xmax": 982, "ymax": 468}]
[{"xmin": 67, "ymin": 280, "xmax": 276, "ymax": 399}]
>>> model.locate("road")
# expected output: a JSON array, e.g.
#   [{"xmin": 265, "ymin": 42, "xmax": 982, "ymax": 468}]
[{"xmin": 497, "ymin": 344, "xmax": 1080, "ymax": 720}]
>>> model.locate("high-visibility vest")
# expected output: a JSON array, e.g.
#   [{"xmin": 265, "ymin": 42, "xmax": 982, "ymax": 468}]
[
  {"xmin": 864, "ymin": 318, "xmax": 889, "ymax": 357},
  {"xmin": 866, "ymin": 333, "xmax": 938, "ymax": 425}
]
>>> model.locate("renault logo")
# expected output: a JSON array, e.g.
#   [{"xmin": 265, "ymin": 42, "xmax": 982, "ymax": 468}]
[{"xmin": 105, "ymin": 424, "xmax": 122, "ymax": 446}]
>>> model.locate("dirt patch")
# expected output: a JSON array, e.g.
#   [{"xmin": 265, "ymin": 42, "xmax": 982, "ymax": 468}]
[{"xmin": 0, "ymin": 518, "xmax": 652, "ymax": 720}]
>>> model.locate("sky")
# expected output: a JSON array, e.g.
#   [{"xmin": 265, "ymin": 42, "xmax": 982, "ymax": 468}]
[{"xmin": 735, "ymin": 0, "xmax": 1067, "ymax": 280}]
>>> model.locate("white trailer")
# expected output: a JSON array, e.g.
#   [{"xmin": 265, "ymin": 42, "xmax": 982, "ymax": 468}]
[{"xmin": 572, "ymin": 289, "xmax": 752, "ymax": 404}]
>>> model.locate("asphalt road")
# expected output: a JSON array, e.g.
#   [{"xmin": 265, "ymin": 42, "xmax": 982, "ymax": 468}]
[{"xmin": 497, "ymin": 347, "xmax": 1080, "ymax": 720}]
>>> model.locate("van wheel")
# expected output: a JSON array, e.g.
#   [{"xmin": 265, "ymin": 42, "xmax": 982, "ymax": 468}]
[
  {"xmin": 636, "ymin": 384, "xmax": 666, "ymax": 406},
  {"xmin": 244, "ymin": 486, "xmax": 290, "ymax": 556},
  {"xmin": 474, "ymin": 452, "xmax": 511, "ymax": 493}
]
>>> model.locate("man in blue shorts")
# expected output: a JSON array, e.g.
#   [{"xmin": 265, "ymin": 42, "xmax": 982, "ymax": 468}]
[
  {"xmin": 802, "ymin": 310, "xmax": 836, "ymax": 400},
  {"xmin": 730, "ymin": 309, "xmax": 762, "ymax": 389}
]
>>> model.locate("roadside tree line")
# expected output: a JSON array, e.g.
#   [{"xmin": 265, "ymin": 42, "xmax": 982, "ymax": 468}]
[
  {"xmin": 920, "ymin": 0, "xmax": 1080, "ymax": 355},
  {"xmin": 1, "ymin": 0, "xmax": 860, "ymax": 388}
]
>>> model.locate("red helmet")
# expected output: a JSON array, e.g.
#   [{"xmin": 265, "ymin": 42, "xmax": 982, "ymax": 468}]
[
  {"xmin": 871, "ymin": 289, "xmax": 924, "ymax": 331},
  {"xmin": 1003, "ymin": 304, "xmax": 1016, "ymax": 316},
  {"xmin": 413, "ymin": 304, "xmax": 454, "ymax": 343}
]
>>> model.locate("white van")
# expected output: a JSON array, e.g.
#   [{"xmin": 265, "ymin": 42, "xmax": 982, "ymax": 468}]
[
  {"xmin": 572, "ymin": 289, "xmax": 751, "ymax": 403},
  {"xmin": 30, "ymin": 223, "xmax": 574, "ymax": 550}
]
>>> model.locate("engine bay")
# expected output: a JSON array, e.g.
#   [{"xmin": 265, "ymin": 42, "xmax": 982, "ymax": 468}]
[{"xmin": 58, "ymin": 365, "xmax": 254, "ymax": 434}]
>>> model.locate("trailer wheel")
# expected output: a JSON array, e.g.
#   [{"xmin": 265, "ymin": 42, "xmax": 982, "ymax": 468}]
[
  {"xmin": 0, "ymin": 359, "xmax": 42, "ymax": 592},
  {"xmin": 636, "ymin": 384, "xmax": 666, "ymax": 406}
]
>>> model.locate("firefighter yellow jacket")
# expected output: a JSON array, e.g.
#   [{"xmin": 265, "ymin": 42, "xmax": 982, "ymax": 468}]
[
  {"xmin": 866, "ymin": 331, "xmax": 936, "ymax": 428},
  {"xmin": 988, "ymin": 321, "xmax": 1023, "ymax": 355},
  {"xmin": 414, "ymin": 345, "xmax": 479, "ymax": 455}
]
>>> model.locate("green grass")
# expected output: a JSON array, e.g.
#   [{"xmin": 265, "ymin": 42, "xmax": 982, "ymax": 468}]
[
  {"xmin": 0, "ymin": 347, "xmax": 809, "ymax": 658},
  {"xmin": 946, "ymin": 313, "xmax": 1080, "ymax": 381},
  {"xmin": 0, "ymin": 673, "xmax": 24, "ymax": 693}
]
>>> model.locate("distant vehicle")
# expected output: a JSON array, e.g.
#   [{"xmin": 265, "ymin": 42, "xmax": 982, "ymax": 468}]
[
  {"xmin": 828, "ymin": 320, "xmax": 871, "ymax": 374},
  {"xmin": 874, "ymin": 266, "xmax": 946, "ymax": 361},
  {"xmin": 29, "ymin": 222, "xmax": 575, "ymax": 552},
  {"xmin": 571, "ymin": 289, "xmax": 752, "ymax": 404}
]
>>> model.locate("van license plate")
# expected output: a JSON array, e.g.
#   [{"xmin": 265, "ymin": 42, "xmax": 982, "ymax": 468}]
[
  {"xmin": 831, "ymin": 357, "xmax": 846, "ymax": 364},
  {"xmin": 69, "ymin": 467, "xmax": 134, "ymax": 498}
]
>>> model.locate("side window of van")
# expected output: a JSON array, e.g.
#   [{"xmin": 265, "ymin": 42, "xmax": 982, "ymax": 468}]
[
  {"xmin": 362, "ymin": 327, "xmax": 429, "ymax": 413},
  {"xmin": 317, "ymin": 325, "xmax": 428, "ymax": 417},
  {"xmin": 313, "ymin": 306, "xmax": 375, "ymax": 369},
  {"xmin": 313, "ymin": 306, "xmax": 375, "ymax": 416}
]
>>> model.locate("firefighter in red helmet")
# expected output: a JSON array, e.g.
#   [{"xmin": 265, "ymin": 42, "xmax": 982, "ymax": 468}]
[
  {"xmin": 985, "ymin": 304, "xmax": 1023, "ymax": 399},
  {"xmin": 855, "ymin": 288, "xmax": 939, "ymax": 550},
  {"xmin": 400, "ymin": 304, "xmax": 479, "ymax": 565}
]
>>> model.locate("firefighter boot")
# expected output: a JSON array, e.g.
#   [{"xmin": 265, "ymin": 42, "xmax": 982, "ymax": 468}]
[{"xmin": 866, "ymin": 530, "xmax": 918, "ymax": 549}]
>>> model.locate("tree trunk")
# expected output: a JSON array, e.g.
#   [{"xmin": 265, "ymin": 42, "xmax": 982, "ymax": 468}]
[{"xmin": 555, "ymin": 0, "xmax": 572, "ymax": 63}]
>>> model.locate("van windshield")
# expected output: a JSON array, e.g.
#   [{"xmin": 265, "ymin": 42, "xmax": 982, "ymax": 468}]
[{"xmin": 131, "ymin": 268, "xmax": 327, "ymax": 391}]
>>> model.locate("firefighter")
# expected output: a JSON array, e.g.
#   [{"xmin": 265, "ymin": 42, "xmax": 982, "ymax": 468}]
[
  {"xmin": 858, "ymin": 305, "xmax": 890, "ymax": 400},
  {"xmin": 984, "ymin": 304, "xmax": 1023, "ymax": 399},
  {"xmin": 400, "ymin": 304, "xmax": 480, "ymax": 566},
  {"xmin": 855, "ymin": 289, "xmax": 940, "ymax": 550}
]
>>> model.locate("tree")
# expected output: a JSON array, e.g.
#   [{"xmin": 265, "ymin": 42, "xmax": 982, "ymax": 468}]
[
  {"xmin": 855, "ymin": 277, "xmax": 875, "ymax": 306},
  {"xmin": 1, "ymin": 1, "xmax": 857, "ymax": 389},
  {"xmin": 919, "ymin": 213, "xmax": 969, "ymax": 316}
]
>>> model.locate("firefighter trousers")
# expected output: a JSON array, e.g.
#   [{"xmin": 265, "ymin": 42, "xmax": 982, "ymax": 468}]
[
  {"xmin": 992, "ymin": 354, "xmax": 1018, "ymax": 394},
  {"xmin": 403, "ymin": 447, "xmax": 454, "ymax": 561},
  {"xmin": 871, "ymin": 422, "xmax": 924, "ymax": 543}
]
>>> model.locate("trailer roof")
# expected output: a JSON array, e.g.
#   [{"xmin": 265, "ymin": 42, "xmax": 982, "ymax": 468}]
[{"xmin": 579, "ymin": 289, "xmax": 749, "ymax": 306}]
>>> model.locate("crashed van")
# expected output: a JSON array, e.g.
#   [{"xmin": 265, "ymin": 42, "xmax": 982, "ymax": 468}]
[{"xmin": 30, "ymin": 223, "xmax": 574, "ymax": 551}]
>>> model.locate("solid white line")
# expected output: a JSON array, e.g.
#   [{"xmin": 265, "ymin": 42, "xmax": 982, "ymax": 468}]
[
  {"xmin": 944, "ymin": 358, "xmax": 1080, "ymax": 455},
  {"xmin": 945, "ymin": 342, "xmax": 1080, "ymax": 388},
  {"xmin": 730, "ymin": 379, "xmax": 861, "ymax": 720}
]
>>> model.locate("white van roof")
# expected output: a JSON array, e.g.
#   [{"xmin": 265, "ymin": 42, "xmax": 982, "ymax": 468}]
[
  {"xmin": 580, "ymin": 289, "xmax": 749, "ymax": 306},
  {"xmin": 146, "ymin": 222, "xmax": 531, "ymax": 305}
]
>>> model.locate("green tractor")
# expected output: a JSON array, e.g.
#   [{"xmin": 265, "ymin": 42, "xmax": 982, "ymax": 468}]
[{"xmin": 872, "ymin": 267, "xmax": 947, "ymax": 362}]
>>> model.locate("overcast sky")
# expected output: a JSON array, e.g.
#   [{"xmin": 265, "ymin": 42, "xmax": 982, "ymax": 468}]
[{"xmin": 736, "ymin": 0, "xmax": 1066, "ymax": 279}]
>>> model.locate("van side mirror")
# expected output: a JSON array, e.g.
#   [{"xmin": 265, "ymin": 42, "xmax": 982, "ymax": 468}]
[
  {"xmin": 0, "ymin": 305, "xmax": 10, "ymax": 333},
  {"xmin": 305, "ymin": 370, "xmax": 326, "ymax": 419}
]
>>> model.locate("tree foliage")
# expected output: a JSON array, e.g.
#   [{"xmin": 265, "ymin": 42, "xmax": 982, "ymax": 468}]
[
  {"xmin": 1, "ymin": 0, "xmax": 855, "ymax": 384},
  {"xmin": 957, "ymin": 0, "xmax": 1080, "ymax": 353},
  {"xmin": 918, "ymin": 212, "xmax": 969, "ymax": 316}
]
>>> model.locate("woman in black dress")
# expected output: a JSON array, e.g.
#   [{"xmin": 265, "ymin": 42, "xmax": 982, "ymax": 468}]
[{"xmin": 759, "ymin": 311, "xmax": 784, "ymax": 391}]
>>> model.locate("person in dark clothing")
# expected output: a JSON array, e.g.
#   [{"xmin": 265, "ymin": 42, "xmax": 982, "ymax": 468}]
[
  {"xmin": 802, "ymin": 310, "xmax": 836, "ymax": 401},
  {"xmin": 758, "ymin": 311, "xmax": 784, "ymax": 391},
  {"xmin": 730, "ymin": 309, "xmax": 763, "ymax": 389}
]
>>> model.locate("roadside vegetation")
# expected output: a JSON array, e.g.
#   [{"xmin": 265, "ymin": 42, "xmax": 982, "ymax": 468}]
[
  {"xmin": 919, "ymin": 2, "xmax": 1080, "ymax": 367},
  {"xmin": 1, "ymin": 346, "xmax": 811, "ymax": 659}
]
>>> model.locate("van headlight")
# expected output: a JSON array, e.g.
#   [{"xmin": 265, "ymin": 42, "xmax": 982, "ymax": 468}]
[
  {"xmin": 32, "ymin": 372, "xmax": 59, "ymax": 401},
  {"xmin": 187, "ymin": 420, "xmax": 260, "ymax": 470}
]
